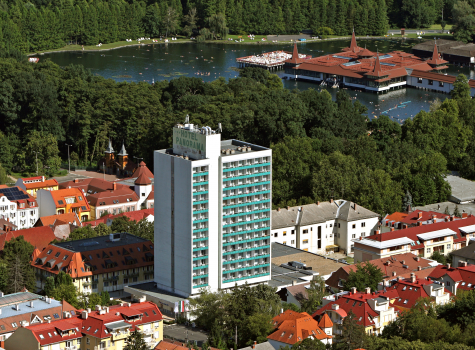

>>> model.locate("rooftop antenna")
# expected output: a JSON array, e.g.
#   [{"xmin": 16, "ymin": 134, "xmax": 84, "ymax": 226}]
[
  {"xmin": 185, "ymin": 115, "xmax": 190, "ymax": 124},
  {"xmin": 217, "ymin": 123, "xmax": 223, "ymax": 133}
]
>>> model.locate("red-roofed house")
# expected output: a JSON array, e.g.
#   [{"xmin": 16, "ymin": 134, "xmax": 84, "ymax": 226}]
[
  {"xmin": 85, "ymin": 208, "xmax": 155, "ymax": 228},
  {"xmin": 326, "ymin": 253, "xmax": 440, "ymax": 292},
  {"xmin": 353, "ymin": 216, "xmax": 475, "ymax": 262},
  {"xmin": 15, "ymin": 176, "xmax": 59, "ymax": 197},
  {"xmin": 382, "ymin": 210, "xmax": 452, "ymax": 230},
  {"xmin": 268, "ymin": 310, "xmax": 332, "ymax": 347},
  {"xmin": 37, "ymin": 188, "xmax": 91, "ymax": 222},
  {"xmin": 0, "ymin": 226, "xmax": 55, "ymax": 251},
  {"xmin": 428, "ymin": 261, "xmax": 475, "ymax": 294},
  {"xmin": 5, "ymin": 300, "xmax": 163, "ymax": 350}
]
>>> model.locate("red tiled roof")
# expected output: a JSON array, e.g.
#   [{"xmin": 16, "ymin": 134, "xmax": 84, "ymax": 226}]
[
  {"xmin": 318, "ymin": 313, "xmax": 333, "ymax": 328},
  {"xmin": 131, "ymin": 161, "xmax": 154, "ymax": 179},
  {"xmin": 426, "ymin": 41, "xmax": 449, "ymax": 66},
  {"xmin": 410, "ymin": 70, "xmax": 456, "ymax": 83},
  {"xmin": 87, "ymin": 188, "xmax": 139, "ymax": 207},
  {"xmin": 0, "ymin": 226, "xmax": 56, "ymax": 251},
  {"xmin": 23, "ymin": 179, "xmax": 58, "ymax": 190},
  {"xmin": 135, "ymin": 173, "xmax": 152, "ymax": 186},
  {"xmin": 399, "ymin": 210, "xmax": 450, "ymax": 225},
  {"xmin": 268, "ymin": 310, "xmax": 331, "ymax": 344},
  {"xmin": 37, "ymin": 213, "xmax": 81, "ymax": 227},
  {"xmin": 365, "ymin": 215, "xmax": 475, "ymax": 243},
  {"xmin": 384, "ymin": 212, "xmax": 408, "ymax": 223},
  {"xmin": 58, "ymin": 178, "xmax": 128, "ymax": 193},
  {"xmin": 288, "ymin": 43, "xmax": 301, "ymax": 64}
]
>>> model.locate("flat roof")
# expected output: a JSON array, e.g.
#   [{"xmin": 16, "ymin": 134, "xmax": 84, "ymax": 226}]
[
  {"xmin": 417, "ymin": 228, "xmax": 457, "ymax": 241},
  {"xmin": 220, "ymin": 139, "xmax": 269, "ymax": 157},
  {"xmin": 124, "ymin": 282, "xmax": 187, "ymax": 303},
  {"xmin": 446, "ymin": 175, "xmax": 475, "ymax": 202},
  {"xmin": 0, "ymin": 296, "xmax": 62, "ymax": 319},
  {"xmin": 356, "ymin": 237, "xmax": 414, "ymax": 249},
  {"xmin": 460, "ymin": 225, "xmax": 475, "ymax": 234},
  {"xmin": 54, "ymin": 233, "xmax": 149, "ymax": 253}
]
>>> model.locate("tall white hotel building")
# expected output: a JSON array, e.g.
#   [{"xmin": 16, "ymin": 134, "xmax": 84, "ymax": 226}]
[{"xmin": 154, "ymin": 122, "xmax": 272, "ymax": 297}]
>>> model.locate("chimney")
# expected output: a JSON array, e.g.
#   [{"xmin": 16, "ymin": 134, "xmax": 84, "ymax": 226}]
[
  {"xmin": 113, "ymin": 182, "xmax": 117, "ymax": 191},
  {"xmin": 417, "ymin": 222, "xmax": 422, "ymax": 226},
  {"xmin": 445, "ymin": 217, "xmax": 449, "ymax": 222},
  {"xmin": 375, "ymin": 230, "xmax": 380, "ymax": 235},
  {"xmin": 317, "ymin": 201, "xmax": 320, "ymax": 206},
  {"xmin": 0, "ymin": 291, "xmax": 4, "ymax": 298},
  {"xmin": 74, "ymin": 178, "xmax": 79, "ymax": 183},
  {"xmin": 277, "ymin": 208, "xmax": 281, "ymax": 212},
  {"xmin": 354, "ymin": 204, "xmax": 357, "ymax": 211},
  {"xmin": 0, "ymin": 308, "xmax": 2, "ymax": 315},
  {"xmin": 415, "ymin": 256, "xmax": 420, "ymax": 262},
  {"xmin": 87, "ymin": 308, "xmax": 91, "ymax": 313},
  {"xmin": 432, "ymin": 214, "xmax": 437, "ymax": 220},
  {"xmin": 15, "ymin": 304, "xmax": 19, "ymax": 311},
  {"xmin": 459, "ymin": 261, "xmax": 468, "ymax": 267},
  {"xmin": 451, "ymin": 216, "xmax": 455, "ymax": 221},
  {"xmin": 447, "ymin": 263, "xmax": 451, "ymax": 269},
  {"xmin": 350, "ymin": 287, "xmax": 357, "ymax": 294},
  {"xmin": 418, "ymin": 212, "xmax": 423, "ymax": 219},
  {"xmin": 359, "ymin": 237, "xmax": 362, "ymax": 240},
  {"xmin": 401, "ymin": 260, "xmax": 405, "ymax": 265},
  {"xmin": 47, "ymin": 298, "xmax": 51, "ymax": 304},
  {"xmin": 365, "ymin": 287, "xmax": 370, "ymax": 294},
  {"xmin": 82, "ymin": 310, "xmax": 88, "ymax": 319},
  {"xmin": 390, "ymin": 227, "xmax": 395, "ymax": 232},
  {"xmin": 332, "ymin": 304, "xmax": 339, "ymax": 310},
  {"xmin": 95, "ymin": 305, "xmax": 101, "ymax": 311},
  {"xmin": 410, "ymin": 273, "xmax": 416, "ymax": 283},
  {"xmin": 292, "ymin": 280, "xmax": 297, "ymax": 286},
  {"xmin": 418, "ymin": 266, "xmax": 422, "ymax": 271},
  {"xmin": 29, "ymin": 301, "xmax": 34, "ymax": 308},
  {"xmin": 397, "ymin": 276, "xmax": 402, "ymax": 281},
  {"xmin": 392, "ymin": 271, "xmax": 397, "ymax": 276},
  {"xmin": 42, "ymin": 176, "xmax": 45, "ymax": 182},
  {"xmin": 252, "ymin": 341, "xmax": 257, "ymax": 349},
  {"xmin": 330, "ymin": 199, "xmax": 334, "ymax": 204}
]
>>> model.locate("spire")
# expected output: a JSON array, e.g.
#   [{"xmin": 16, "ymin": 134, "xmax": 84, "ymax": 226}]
[
  {"xmin": 118, "ymin": 141, "xmax": 128, "ymax": 157},
  {"xmin": 105, "ymin": 139, "xmax": 114, "ymax": 154},
  {"xmin": 373, "ymin": 51, "xmax": 383, "ymax": 76},
  {"xmin": 432, "ymin": 40, "xmax": 439, "ymax": 61},
  {"xmin": 289, "ymin": 42, "xmax": 299, "ymax": 64},
  {"xmin": 350, "ymin": 29, "xmax": 358, "ymax": 52}
]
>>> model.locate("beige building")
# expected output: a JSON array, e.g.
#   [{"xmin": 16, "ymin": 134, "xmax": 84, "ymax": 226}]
[
  {"xmin": 32, "ymin": 233, "xmax": 154, "ymax": 297},
  {"xmin": 5, "ymin": 300, "xmax": 163, "ymax": 350},
  {"xmin": 272, "ymin": 200, "xmax": 379, "ymax": 255},
  {"xmin": 353, "ymin": 216, "xmax": 475, "ymax": 262}
]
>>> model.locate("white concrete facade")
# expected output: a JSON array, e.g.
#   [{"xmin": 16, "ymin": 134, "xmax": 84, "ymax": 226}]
[
  {"xmin": 155, "ymin": 124, "xmax": 272, "ymax": 297},
  {"xmin": 0, "ymin": 194, "xmax": 38, "ymax": 229}
]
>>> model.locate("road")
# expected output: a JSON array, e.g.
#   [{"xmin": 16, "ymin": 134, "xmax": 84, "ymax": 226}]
[
  {"xmin": 387, "ymin": 29, "xmax": 449, "ymax": 34},
  {"xmin": 163, "ymin": 324, "xmax": 209, "ymax": 346}
]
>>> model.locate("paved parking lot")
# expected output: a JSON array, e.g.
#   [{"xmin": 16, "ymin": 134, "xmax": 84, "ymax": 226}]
[{"xmin": 164, "ymin": 324, "xmax": 209, "ymax": 346}]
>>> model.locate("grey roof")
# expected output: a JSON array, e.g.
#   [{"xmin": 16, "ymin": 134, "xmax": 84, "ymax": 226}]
[
  {"xmin": 54, "ymin": 233, "xmax": 149, "ymax": 253},
  {"xmin": 117, "ymin": 143, "xmax": 128, "ymax": 157},
  {"xmin": 336, "ymin": 201, "xmax": 379, "ymax": 221},
  {"xmin": 268, "ymin": 264, "xmax": 317, "ymax": 289},
  {"xmin": 0, "ymin": 292, "xmax": 38, "ymax": 308},
  {"xmin": 446, "ymin": 175, "xmax": 475, "ymax": 203},
  {"xmin": 239, "ymin": 341, "xmax": 275, "ymax": 350},
  {"xmin": 124, "ymin": 282, "xmax": 187, "ymax": 303},
  {"xmin": 412, "ymin": 39, "xmax": 475, "ymax": 58},
  {"xmin": 272, "ymin": 200, "xmax": 378, "ymax": 229},
  {"xmin": 105, "ymin": 140, "xmax": 114, "ymax": 154},
  {"xmin": 220, "ymin": 139, "xmax": 269, "ymax": 157},
  {"xmin": 105, "ymin": 321, "xmax": 132, "ymax": 330},
  {"xmin": 451, "ymin": 243, "xmax": 475, "ymax": 260},
  {"xmin": 0, "ymin": 295, "xmax": 62, "ymax": 319}
]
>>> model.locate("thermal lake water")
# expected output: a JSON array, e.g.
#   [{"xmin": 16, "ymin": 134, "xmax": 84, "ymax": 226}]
[{"xmin": 39, "ymin": 39, "xmax": 475, "ymax": 122}]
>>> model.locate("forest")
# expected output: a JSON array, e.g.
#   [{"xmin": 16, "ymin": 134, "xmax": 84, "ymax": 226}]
[
  {"xmin": 0, "ymin": 50, "xmax": 474, "ymax": 215},
  {"xmin": 0, "ymin": 0, "xmax": 455, "ymax": 53}
]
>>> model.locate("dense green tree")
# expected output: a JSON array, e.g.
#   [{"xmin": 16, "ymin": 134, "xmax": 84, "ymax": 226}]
[
  {"xmin": 343, "ymin": 262, "xmax": 384, "ymax": 292},
  {"xmin": 300, "ymin": 276, "xmax": 328, "ymax": 314},
  {"xmin": 124, "ymin": 329, "xmax": 148, "ymax": 350},
  {"xmin": 452, "ymin": 74, "xmax": 471, "ymax": 100},
  {"xmin": 335, "ymin": 310, "xmax": 367, "ymax": 350},
  {"xmin": 3, "ymin": 236, "xmax": 35, "ymax": 293}
]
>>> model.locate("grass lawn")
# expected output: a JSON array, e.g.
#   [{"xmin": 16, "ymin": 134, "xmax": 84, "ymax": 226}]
[
  {"xmin": 345, "ymin": 257, "xmax": 355, "ymax": 264},
  {"xmin": 226, "ymin": 34, "xmax": 269, "ymax": 42},
  {"xmin": 429, "ymin": 24, "xmax": 453, "ymax": 30},
  {"xmin": 405, "ymin": 33, "xmax": 454, "ymax": 40},
  {"xmin": 32, "ymin": 37, "xmax": 192, "ymax": 54}
]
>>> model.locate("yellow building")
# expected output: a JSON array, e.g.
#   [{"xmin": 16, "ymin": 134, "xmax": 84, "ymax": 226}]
[
  {"xmin": 32, "ymin": 233, "xmax": 154, "ymax": 295},
  {"xmin": 16, "ymin": 176, "xmax": 59, "ymax": 197},
  {"xmin": 37, "ymin": 188, "xmax": 92, "ymax": 222},
  {"xmin": 5, "ymin": 300, "xmax": 163, "ymax": 350}
]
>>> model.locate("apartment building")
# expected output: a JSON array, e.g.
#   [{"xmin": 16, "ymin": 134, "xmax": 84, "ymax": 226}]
[
  {"xmin": 32, "ymin": 233, "xmax": 154, "ymax": 296},
  {"xmin": 353, "ymin": 216, "xmax": 475, "ymax": 262},
  {"xmin": 0, "ymin": 186, "xmax": 38, "ymax": 229},
  {"xmin": 0, "ymin": 291, "xmax": 77, "ymax": 345},
  {"xmin": 5, "ymin": 300, "xmax": 163, "ymax": 350},
  {"xmin": 15, "ymin": 176, "xmax": 59, "ymax": 197},
  {"xmin": 37, "ymin": 188, "xmax": 91, "ymax": 222},
  {"xmin": 271, "ymin": 200, "xmax": 379, "ymax": 255},
  {"xmin": 155, "ymin": 121, "xmax": 272, "ymax": 296},
  {"xmin": 382, "ymin": 210, "xmax": 453, "ymax": 230},
  {"xmin": 428, "ymin": 262, "xmax": 475, "ymax": 294}
]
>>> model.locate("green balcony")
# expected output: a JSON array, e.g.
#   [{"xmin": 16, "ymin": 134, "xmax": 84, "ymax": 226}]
[
  {"xmin": 223, "ymin": 172, "xmax": 271, "ymax": 182},
  {"xmin": 223, "ymin": 199, "xmax": 271, "ymax": 210},
  {"xmin": 193, "ymin": 283, "xmax": 209, "ymax": 289},
  {"xmin": 223, "ymin": 263, "xmax": 270, "ymax": 274},
  {"xmin": 223, "ymin": 190, "xmax": 270, "ymax": 201},
  {"xmin": 223, "ymin": 254, "xmax": 270, "ymax": 265},
  {"xmin": 222, "ymin": 162, "xmax": 271, "ymax": 173},
  {"xmin": 223, "ymin": 228, "xmax": 269, "ymax": 238},
  {"xmin": 223, "ymin": 181, "xmax": 271, "ymax": 192},
  {"xmin": 223, "ymin": 217, "xmax": 270, "ymax": 228},
  {"xmin": 223, "ymin": 208, "xmax": 270, "ymax": 219},
  {"xmin": 223, "ymin": 236, "xmax": 268, "ymax": 247},
  {"xmin": 223, "ymin": 244, "xmax": 270, "ymax": 256},
  {"xmin": 193, "ymin": 172, "xmax": 209, "ymax": 177}
]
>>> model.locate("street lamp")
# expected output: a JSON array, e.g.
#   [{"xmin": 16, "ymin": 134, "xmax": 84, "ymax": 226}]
[
  {"xmin": 32, "ymin": 151, "xmax": 41, "ymax": 176},
  {"xmin": 66, "ymin": 144, "xmax": 72, "ymax": 173}
]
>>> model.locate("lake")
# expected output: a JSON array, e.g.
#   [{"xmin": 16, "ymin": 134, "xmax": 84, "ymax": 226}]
[{"xmin": 39, "ymin": 39, "xmax": 475, "ymax": 122}]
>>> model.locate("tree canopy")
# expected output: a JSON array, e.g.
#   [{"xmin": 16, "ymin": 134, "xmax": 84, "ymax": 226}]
[{"xmin": 343, "ymin": 262, "xmax": 384, "ymax": 292}]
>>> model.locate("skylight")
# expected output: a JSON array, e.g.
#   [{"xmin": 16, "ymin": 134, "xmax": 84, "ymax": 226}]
[
  {"xmin": 379, "ymin": 54, "xmax": 393, "ymax": 60},
  {"xmin": 333, "ymin": 55, "xmax": 352, "ymax": 60},
  {"xmin": 381, "ymin": 62, "xmax": 396, "ymax": 67},
  {"xmin": 342, "ymin": 61, "xmax": 361, "ymax": 67}
]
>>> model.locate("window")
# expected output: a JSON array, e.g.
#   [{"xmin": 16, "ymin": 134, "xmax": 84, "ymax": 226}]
[
  {"xmin": 361, "ymin": 222, "xmax": 365, "ymax": 227},
  {"xmin": 283, "ymin": 231, "xmax": 287, "ymax": 236},
  {"xmin": 87, "ymin": 338, "xmax": 90, "ymax": 344},
  {"xmin": 446, "ymin": 281, "xmax": 451, "ymax": 286},
  {"xmin": 11, "ymin": 322, "xmax": 17, "ymax": 328},
  {"xmin": 291, "ymin": 240, "xmax": 295, "ymax": 244},
  {"xmin": 428, "ymin": 80, "xmax": 433, "ymax": 85},
  {"xmin": 303, "ymin": 229, "xmax": 308, "ymax": 234},
  {"xmin": 39, "ymin": 334, "xmax": 44, "ymax": 339},
  {"xmin": 426, "ymin": 248, "xmax": 431, "ymax": 253},
  {"xmin": 291, "ymin": 230, "xmax": 295, "ymax": 235},
  {"xmin": 447, "ymin": 244, "xmax": 451, "ymax": 249},
  {"xmin": 283, "ymin": 241, "xmax": 287, "ymax": 245},
  {"xmin": 47, "ymin": 249, "xmax": 52, "ymax": 255},
  {"xmin": 352, "ymin": 224, "xmax": 356, "ymax": 229},
  {"xmin": 55, "ymin": 252, "xmax": 61, "ymax": 258},
  {"xmin": 274, "ymin": 232, "xmax": 278, "ymax": 238},
  {"xmin": 303, "ymin": 239, "xmax": 309, "ymax": 244},
  {"xmin": 352, "ymin": 234, "xmax": 356, "ymax": 239},
  {"xmin": 439, "ymin": 81, "xmax": 444, "ymax": 87},
  {"xmin": 418, "ymin": 77, "xmax": 422, "ymax": 84}
]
